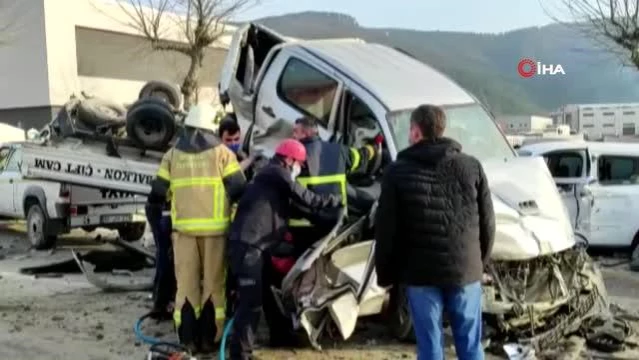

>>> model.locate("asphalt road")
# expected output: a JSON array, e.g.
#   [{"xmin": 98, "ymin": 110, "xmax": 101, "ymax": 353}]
[{"xmin": 1, "ymin": 225, "xmax": 639, "ymax": 359}]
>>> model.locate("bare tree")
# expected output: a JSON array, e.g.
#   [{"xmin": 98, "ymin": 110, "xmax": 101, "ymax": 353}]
[
  {"xmin": 549, "ymin": 0, "xmax": 639, "ymax": 68},
  {"xmin": 117, "ymin": 0, "xmax": 260, "ymax": 109}
]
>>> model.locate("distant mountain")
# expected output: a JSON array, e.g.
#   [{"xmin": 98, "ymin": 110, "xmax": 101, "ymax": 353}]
[{"xmin": 246, "ymin": 11, "xmax": 639, "ymax": 115}]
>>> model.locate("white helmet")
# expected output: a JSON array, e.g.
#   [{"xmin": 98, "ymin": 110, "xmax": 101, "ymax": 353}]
[{"xmin": 183, "ymin": 104, "xmax": 219, "ymax": 132}]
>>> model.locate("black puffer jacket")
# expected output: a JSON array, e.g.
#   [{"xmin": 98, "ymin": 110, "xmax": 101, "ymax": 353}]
[{"xmin": 374, "ymin": 137, "xmax": 495, "ymax": 288}]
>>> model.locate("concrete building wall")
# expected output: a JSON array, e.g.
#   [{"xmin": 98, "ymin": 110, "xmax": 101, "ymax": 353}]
[
  {"xmin": 555, "ymin": 103, "xmax": 639, "ymax": 139},
  {"xmin": 496, "ymin": 115, "xmax": 552, "ymax": 134},
  {"xmin": 0, "ymin": 0, "xmax": 234, "ymax": 127}
]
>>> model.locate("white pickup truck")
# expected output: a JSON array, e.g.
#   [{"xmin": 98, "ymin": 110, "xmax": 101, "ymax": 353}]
[{"xmin": 0, "ymin": 143, "xmax": 148, "ymax": 250}]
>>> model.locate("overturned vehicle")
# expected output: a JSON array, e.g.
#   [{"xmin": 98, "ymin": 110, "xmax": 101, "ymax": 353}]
[{"xmin": 220, "ymin": 23, "xmax": 609, "ymax": 350}]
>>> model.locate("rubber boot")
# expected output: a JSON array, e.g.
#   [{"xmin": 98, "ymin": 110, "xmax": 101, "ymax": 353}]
[
  {"xmin": 176, "ymin": 301, "xmax": 200, "ymax": 353},
  {"xmin": 198, "ymin": 299, "xmax": 218, "ymax": 354}
]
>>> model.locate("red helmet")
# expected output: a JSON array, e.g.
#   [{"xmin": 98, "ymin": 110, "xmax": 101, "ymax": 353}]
[{"xmin": 275, "ymin": 139, "xmax": 306, "ymax": 162}]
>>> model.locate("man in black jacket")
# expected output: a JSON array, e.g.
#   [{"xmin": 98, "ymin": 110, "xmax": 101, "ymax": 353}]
[
  {"xmin": 228, "ymin": 138, "xmax": 342, "ymax": 360},
  {"xmin": 374, "ymin": 104, "xmax": 495, "ymax": 360}
]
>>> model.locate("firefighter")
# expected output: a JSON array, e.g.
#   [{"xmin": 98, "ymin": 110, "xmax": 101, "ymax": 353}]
[
  {"xmin": 149, "ymin": 103, "xmax": 246, "ymax": 353},
  {"xmin": 228, "ymin": 139, "xmax": 342, "ymax": 360},
  {"xmin": 289, "ymin": 116, "xmax": 380, "ymax": 249}
]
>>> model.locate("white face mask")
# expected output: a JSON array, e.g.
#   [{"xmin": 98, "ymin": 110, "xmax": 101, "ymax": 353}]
[{"xmin": 291, "ymin": 162, "xmax": 302, "ymax": 181}]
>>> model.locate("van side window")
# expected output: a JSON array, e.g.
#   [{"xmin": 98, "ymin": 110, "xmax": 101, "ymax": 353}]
[
  {"xmin": 277, "ymin": 58, "xmax": 338, "ymax": 127},
  {"xmin": 0, "ymin": 148, "xmax": 11, "ymax": 171},
  {"xmin": 4, "ymin": 148, "xmax": 21, "ymax": 172},
  {"xmin": 598, "ymin": 156, "xmax": 639, "ymax": 185},
  {"xmin": 543, "ymin": 152, "xmax": 584, "ymax": 178}
]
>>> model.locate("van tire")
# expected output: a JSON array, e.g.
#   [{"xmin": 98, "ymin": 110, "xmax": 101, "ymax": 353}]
[
  {"xmin": 386, "ymin": 285, "xmax": 416, "ymax": 342},
  {"xmin": 25, "ymin": 202, "xmax": 57, "ymax": 250},
  {"xmin": 138, "ymin": 81, "xmax": 181, "ymax": 109},
  {"xmin": 77, "ymin": 98, "xmax": 127, "ymax": 129},
  {"xmin": 117, "ymin": 222, "xmax": 146, "ymax": 242},
  {"xmin": 126, "ymin": 97, "xmax": 177, "ymax": 149}
]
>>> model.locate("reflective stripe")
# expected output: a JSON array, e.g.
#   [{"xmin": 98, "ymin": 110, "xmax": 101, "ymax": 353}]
[
  {"xmin": 173, "ymin": 306, "xmax": 202, "ymax": 327},
  {"xmin": 222, "ymin": 161, "xmax": 241, "ymax": 177},
  {"xmin": 364, "ymin": 145, "xmax": 375, "ymax": 160},
  {"xmin": 215, "ymin": 307, "xmax": 226, "ymax": 320},
  {"xmin": 170, "ymin": 176, "xmax": 229, "ymax": 233},
  {"xmin": 157, "ymin": 166, "xmax": 170, "ymax": 180},
  {"xmin": 349, "ymin": 148, "xmax": 361, "ymax": 172},
  {"xmin": 289, "ymin": 174, "xmax": 347, "ymax": 227}
]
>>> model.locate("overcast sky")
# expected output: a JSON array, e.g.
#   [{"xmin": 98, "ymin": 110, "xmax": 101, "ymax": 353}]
[{"xmin": 232, "ymin": 0, "xmax": 568, "ymax": 33}]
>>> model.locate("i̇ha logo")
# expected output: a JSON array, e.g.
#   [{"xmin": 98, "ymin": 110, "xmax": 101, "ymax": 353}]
[{"xmin": 517, "ymin": 58, "xmax": 565, "ymax": 78}]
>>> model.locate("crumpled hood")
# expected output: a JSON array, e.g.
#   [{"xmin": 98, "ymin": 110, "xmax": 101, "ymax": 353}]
[{"xmin": 483, "ymin": 156, "xmax": 575, "ymax": 261}]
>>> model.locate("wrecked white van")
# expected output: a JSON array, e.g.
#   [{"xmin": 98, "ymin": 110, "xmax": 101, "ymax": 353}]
[{"xmin": 219, "ymin": 24, "xmax": 607, "ymax": 350}]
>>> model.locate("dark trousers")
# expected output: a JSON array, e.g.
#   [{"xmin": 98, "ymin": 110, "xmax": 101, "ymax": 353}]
[
  {"xmin": 229, "ymin": 246, "xmax": 264, "ymax": 360},
  {"xmin": 262, "ymin": 259, "xmax": 295, "ymax": 347},
  {"xmin": 146, "ymin": 205, "xmax": 176, "ymax": 311}
]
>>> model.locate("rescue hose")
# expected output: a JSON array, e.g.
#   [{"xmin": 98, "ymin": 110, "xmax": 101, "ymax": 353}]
[
  {"xmin": 134, "ymin": 311, "xmax": 182, "ymax": 348},
  {"xmin": 218, "ymin": 316, "xmax": 235, "ymax": 360}
]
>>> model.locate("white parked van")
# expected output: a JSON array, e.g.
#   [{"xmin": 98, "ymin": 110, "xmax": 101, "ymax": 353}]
[{"xmin": 520, "ymin": 141, "xmax": 639, "ymax": 253}]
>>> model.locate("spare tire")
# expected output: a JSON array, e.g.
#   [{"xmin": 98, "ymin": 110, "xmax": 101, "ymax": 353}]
[
  {"xmin": 138, "ymin": 80, "xmax": 181, "ymax": 109},
  {"xmin": 126, "ymin": 97, "xmax": 177, "ymax": 149},
  {"xmin": 77, "ymin": 98, "xmax": 127, "ymax": 129}
]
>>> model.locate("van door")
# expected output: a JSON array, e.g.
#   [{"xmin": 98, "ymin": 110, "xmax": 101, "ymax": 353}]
[
  {"xmin": 218, "ymin": 23, "xmax": 286, "ymax": 126},
  {"xmin": 0, "ymin": 146, "xmax": 16, "ymax": 215},
  {"xmin": 539, "ymin": 148, "xmax": 593, "ymax": 239},
  {"xmin": 589, "ymin": 154, "xmax": 639, "ymax": 247},
  {"xmin": 251, "ymin": 51, "xmax": 343, "ymax": 152}
]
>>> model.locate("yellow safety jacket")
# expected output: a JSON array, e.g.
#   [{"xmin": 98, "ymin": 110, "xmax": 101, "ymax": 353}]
[
  {"xmin": 289, "ymin": 137, "xmax": 375, "ymax": 227},
  {"xmin": 156, "ymin": 145, "xmax": 242, "ymax": 236}
]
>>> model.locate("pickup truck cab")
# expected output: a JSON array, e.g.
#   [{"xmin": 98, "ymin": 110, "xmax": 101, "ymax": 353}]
[
  {"xmin": 219, "ymin": 24, "xmax": 604, "ymax": 348},
  {"xmin": 0, "ymin": 143, "xmax": 147, "ymax": 250}
]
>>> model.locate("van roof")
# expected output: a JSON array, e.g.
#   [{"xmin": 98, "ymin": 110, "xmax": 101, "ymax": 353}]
[
  {"xmin": 521, "ymin": 140, "xmax": 639, "ymax": 156},
  {"xmin": 296, "ymin": 40, "xmax": 476, "ymax": 111}
]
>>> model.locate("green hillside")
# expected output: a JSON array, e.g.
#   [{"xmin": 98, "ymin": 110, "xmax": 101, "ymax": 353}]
[{"xmin": 249, "ymin": 11, "xmax": 639, "ymax": 115}]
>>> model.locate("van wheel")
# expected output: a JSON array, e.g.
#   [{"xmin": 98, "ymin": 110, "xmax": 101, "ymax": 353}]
[
  {"xmin": 26, "ymin": 202, "xmax": 57, "ymax": 250},
  {"xmin": 386, "ymin": 285, "xmax": 416, "ymax": 342},
  {"xmin": 117, "ymin": 223, "xmax": 146, "ymax": 242}
]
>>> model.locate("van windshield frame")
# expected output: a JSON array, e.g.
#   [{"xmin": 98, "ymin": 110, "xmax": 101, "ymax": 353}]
[{"xmin": 386, "ymin": 103, "xmax": 515, "ymax": 161}]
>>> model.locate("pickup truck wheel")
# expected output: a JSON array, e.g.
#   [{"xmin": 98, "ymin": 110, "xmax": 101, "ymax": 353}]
[
  {"xmin": 386, "ymin": 285, "xmax": 416, "ymax": 342},
  {"xmin": 126, "ymin": 97, "xmax": 177, "ymax": 149},
  {"xmin": 26, "ymin": 203, "xmax": 57, "ymax": 250},
  {"xmin": 117, "ymin": 222, "xmax": 146, "ymax": 242},
  {"xmin": 138, "ymin": 81, "xmax": 181, "ymax": 109}
]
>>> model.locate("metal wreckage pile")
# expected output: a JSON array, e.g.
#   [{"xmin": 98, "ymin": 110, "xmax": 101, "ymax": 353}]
[{"xmin": 480, "ymin": 245, "xmax": 637, "ymax": 358}]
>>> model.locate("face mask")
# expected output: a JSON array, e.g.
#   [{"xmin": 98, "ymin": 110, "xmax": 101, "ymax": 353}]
[
  {"xmin": 290, "ymin": 162, "xmax": 302, "ymax": 181},
  {"xmin": 227, "ymin": 143, "xmax": 241, "ymax": 153}
]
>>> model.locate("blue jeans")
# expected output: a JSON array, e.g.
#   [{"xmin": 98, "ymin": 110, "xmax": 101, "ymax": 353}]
[{"xmin": 406, "ymin": 282, "xmax": 484, "ymax": 360}]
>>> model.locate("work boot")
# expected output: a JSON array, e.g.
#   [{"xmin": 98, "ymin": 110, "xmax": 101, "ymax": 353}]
[
  {"xmin": 176, "ymin": 301, "xmax": 200, "ymax": 351},
  {"xmin": 198, "ymin": 299, "xmax": 218, "ymax": 353}
]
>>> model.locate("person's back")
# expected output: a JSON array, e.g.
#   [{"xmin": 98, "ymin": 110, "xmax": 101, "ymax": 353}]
[
  {"xmin": 389, "ymin": 138, "xmax": 487, "ymax": 286},
  {"xmin": 374, "ymin": 104, "xmax": 495, "ymax": 360}
]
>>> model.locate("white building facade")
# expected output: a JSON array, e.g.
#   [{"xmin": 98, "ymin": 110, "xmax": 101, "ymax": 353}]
[
  {"xmin": 551, "ymin": 103, "xmax": 639, "ymax": 140},
  {"xmin": 0, "ymin": 0, "xmax": 234, "ymax": 129},
  {"xmin": 495, "ymin": 115, "xmax": 553, "ymax": 135}
]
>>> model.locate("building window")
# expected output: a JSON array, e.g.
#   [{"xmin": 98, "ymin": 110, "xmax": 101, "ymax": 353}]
[
  {"xmin": 583, "ymin": 113, "xmax": 594, "ymax": 117},
  {"xmin": 603, "ymin": 123, "xmax": 615, "ymax": 127},
  {"xmin": 624, "ymin": 111, "xmax": 636, "ymax": 115},
  {"xmin": 598, "ymin": 156, "xmax": 639, "ymax": 185},
  {"xmin": 583, "ymin": 124, "xmax": 594, "ymax": 128},
  {"xmin": 602, "ymin": 112, "xmax": 615, "ymax": 116},
  {"xmin": 623, "ymin": 123, "xmax": 636, "ymax": 135},
  {"xmin": 277, "ymin": 58, "xmax": 339, "ymax": 127}
]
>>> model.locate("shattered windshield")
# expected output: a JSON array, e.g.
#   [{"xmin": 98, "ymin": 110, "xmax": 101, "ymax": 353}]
[{"xmin": 386, "ymin": 103, "xmax": 515, "ymax": 161}]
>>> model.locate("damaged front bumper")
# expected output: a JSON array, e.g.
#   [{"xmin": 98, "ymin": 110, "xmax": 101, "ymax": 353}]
[{"xmin": 274, "ymin": 241, "xmax": 607, "ymax": 351}]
